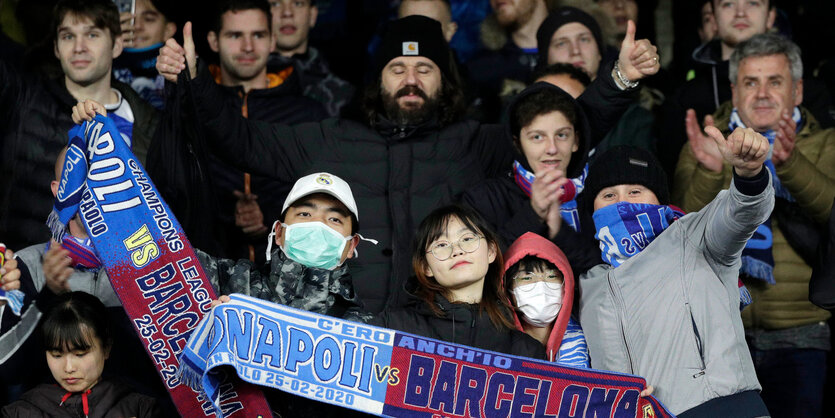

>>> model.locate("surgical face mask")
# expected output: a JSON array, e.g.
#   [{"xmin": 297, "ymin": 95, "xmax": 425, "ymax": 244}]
[
  {"xmin": 592, "ymin": 202, "xmax": 683, "ymax": 267},
  {"xmin": 266, "ymin": 221, "xmax": 351, "ymax": 270},
  {"xmin": 512, "ymin": 281, "xmax": 563, "ymax": 328}
]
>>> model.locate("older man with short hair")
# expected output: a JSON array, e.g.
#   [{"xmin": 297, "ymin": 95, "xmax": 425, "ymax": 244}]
[{"xmin": 674, "ymin": 33, "xmax": 834, "ymax": 417}]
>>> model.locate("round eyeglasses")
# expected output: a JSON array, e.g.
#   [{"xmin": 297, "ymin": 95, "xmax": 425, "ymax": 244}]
[{"xmin": 426, "ymin": 233, "xmax": 483, "ymax": 261}]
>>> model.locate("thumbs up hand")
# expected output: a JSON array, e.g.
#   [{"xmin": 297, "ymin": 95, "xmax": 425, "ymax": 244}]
[
  {"xmin": 617, "ymin": 20, "xmax": 660, "ymax": 82},
  {"xmin": 156, "ymin": 21, "xmax": 197, "ymax": 82},
  {"xmin": 705, "ymin": 126, "xmax": 769, "ymax": 178}
]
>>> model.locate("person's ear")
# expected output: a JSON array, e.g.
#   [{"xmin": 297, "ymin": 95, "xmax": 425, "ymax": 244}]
[
  {"xmin": 208, "ymin": 31, "xmax": 219, "ymax": 53},
  {"xmin": 766, "ymin": 8, "xmax": 776, "ymax": 30},
  {"xmin": 309, "ymin": 5, "xmax": 319, "ymax": 28},
  {"xmin": 343, "ymin": 235, "xmax": 360, "ymax": 261},
  {"xmin": 111, "ymin": 32, "xmax": 124, "ymax": 59},
  {"xmin": 794, "ymin": 78, "xmax": 804, "ymax": 106},
  {"xmin": 164, "ymin": 22, "xmax": 177, "ymax": 41},
  {"xmin": 274, "ymin": 222, "xmax": 285, "ymax": 246},
  {"xmin": 487, "ymin": 242, "xmax": 497, "ymax": 264},
  {"xmin": 731, "ymin": 82, "xmax": 738, "ymax": 108},
  {"xmin": 51, "ymin": 180, "xmax": 59, "ymax": 198}
]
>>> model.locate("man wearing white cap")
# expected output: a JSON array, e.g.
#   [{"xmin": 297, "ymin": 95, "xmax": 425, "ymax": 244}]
[{"xmin": 201, "ymin": 172, "xmax": 373, "ymax": 323}]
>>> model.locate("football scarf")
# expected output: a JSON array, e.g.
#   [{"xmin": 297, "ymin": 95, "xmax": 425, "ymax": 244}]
[
  {"xmin": 45, "ymin": 234, "xmax": 102, "ymax": 272},
  {"xmin": 729, "ymin": 107, "xmax": 802, "ymax": 285},
  {"xmin": 180, "ymin": 293, "xmax": 674, "ymax": 418},
  {"xmin": 50, "ymin": 115, "xmax": 270, "ymax": 417},
  {"xmin": 0, "ymin": 243, "xmax": 25, "ymax": 316},
  {"xmin": 593, "ymin": 202, "xmax": 753, "ymax": 309},
  {"xmin": 512, "ymin": 161, "xmax": 587, "ymax": 231},
  {"xmin": 593, "ymin": 202, "xmax": 685, "ymax": 267}
]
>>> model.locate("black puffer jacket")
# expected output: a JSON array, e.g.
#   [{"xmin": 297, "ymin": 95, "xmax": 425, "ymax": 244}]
[
  {"xmin": 185, "ymin": 61, "xmax": 633, "ymax": 314},
  {"xmin": 0, "ymin": 62, "xmax": 158, "ymax": 250},
  {"xmin": 372, "ymin": 293, "xmax": 546, "ymax": 359},
  {"xmin": 1, "ymin": 379, "xmax": 160, "ymax": 417}
]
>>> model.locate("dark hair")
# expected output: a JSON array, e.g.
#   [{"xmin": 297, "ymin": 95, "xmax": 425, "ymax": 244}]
[
  {"xmin": 504, "ymin": 255, "xmax": 560, "ymax": 293},
  {"xmin": 42, "ymin": 291, "xmax": 112, "ymax": 353},
  {"xmin": 511, "ymin": 87, "xmax": 579, "ymax": 140},
  {"xmin": 412, "ymin": 205, "xmax": 514, "ymax": 330},
  {"xmin": 212, "ymin": 0, "xmax": 273, "ymax": 34},
  {"xmin": 52, "ymin": 0, "xmax": 121, "ymax": 45},
  {"xmin": 361, "ymin": 63, "xmax": 466, "ymax": 128},
  {"xmin": 531, "ymin": 63, "xmax": 592, "ymax": 88}
]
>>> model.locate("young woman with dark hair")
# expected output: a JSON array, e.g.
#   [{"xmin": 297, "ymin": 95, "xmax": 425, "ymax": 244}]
[
  {"xmin": 2, "ymin": 291, "xmax": 160, "ymax": 417},
  {"xmin": 372, "ymin": 205, "xmax": 545, "ymax": 359}
]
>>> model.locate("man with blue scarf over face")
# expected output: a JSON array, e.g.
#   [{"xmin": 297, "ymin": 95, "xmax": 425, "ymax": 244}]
[
  {"xmin": 578, "ymin": 131, "xmax": 774, "ymax": 415},
  {"xmin": 674, "ymin": 33, "xmax": 835, "ymax": 417}
]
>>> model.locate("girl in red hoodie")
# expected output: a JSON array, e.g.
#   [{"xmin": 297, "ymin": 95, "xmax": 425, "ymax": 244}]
[{"xmin": 503, "ymin": 232, "xmax": 589, "ymax": 367}]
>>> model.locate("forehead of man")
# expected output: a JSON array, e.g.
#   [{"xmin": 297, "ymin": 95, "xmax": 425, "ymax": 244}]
[
  {"xmin": 221, "ymin": 8, "xmax": 271, "ymax": 33},
  {"xmin": 58, "ymin": 12, "xmax": 113, "ymax": 40},
  {"xmin": 735, "ymin": 53, "xmax": 792, "ymax": 84}
]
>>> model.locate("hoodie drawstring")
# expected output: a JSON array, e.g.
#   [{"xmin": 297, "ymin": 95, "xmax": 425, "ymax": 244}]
[{"xmin": 60, "ymin": 389, "xmax": 91, "ymax": 418}]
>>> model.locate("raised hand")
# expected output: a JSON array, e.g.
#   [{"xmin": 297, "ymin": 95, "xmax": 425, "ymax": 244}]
[
  {"xmin": 686, "ymin": 109, "xmax": 723, "ymax": 172},
  {"xmin": 772, "ymin": 111, "xmax": 796, "ymax": 166},
  {"xmin": 0, "ymin": 247, "xmax": 20, "ymax": 292},
  {"xmin": 71, "ymin": 100, "xmax": 107, "ymax": 124},
  {"xmin": 617, "ymin": 20, "xmax": 660, "ymax": 82},
  {"xmin": 156, "ymin": 21, "xmax": 197, "ymax": 82},
  {"xmin": 530, "ymin": 169, "xmax": 568, "ymax": 238},
  {"xmin": 704, "ymin": 126, "xmax": 769, "ymax": 178},
  {"xmin": 43, "ymin": 241, "xmax": 73, "ymax": 294},
  {"xmin": 120, "ymin": 11, "xmax": 135, "ymax": 47},
  {"xmin": 233, "ymin": 190, "xmax": 268, "ymax": 237}
]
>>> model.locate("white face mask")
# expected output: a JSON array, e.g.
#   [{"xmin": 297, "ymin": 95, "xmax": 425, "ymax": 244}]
[{"xmin": 512, "ymin": 281, "xmax": 563, "ymax": 328}]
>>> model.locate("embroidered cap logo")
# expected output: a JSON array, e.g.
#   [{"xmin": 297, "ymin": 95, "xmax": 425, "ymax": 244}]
[
  {"xmin": 316, "ymin": 174, "xmax": 333, "ymax": 185},
  {"xmin": 402, "ymin": 41, "xmax": 419, "ymax": 55}
]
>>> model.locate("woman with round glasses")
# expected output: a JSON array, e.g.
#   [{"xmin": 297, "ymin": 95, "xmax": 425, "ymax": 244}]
[
  {"xmin": 503, "ymin": 232, "xmax": 589, "ymax": 367},
  {"xmin": 372, "ymin": 205, "xmax": 545, "ymax": 359}
]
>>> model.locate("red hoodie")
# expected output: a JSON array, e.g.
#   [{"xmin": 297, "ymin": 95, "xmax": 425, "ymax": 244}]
[{"xmin": 503, "ymin": 232, "xmax": 575, "ymax": 362}]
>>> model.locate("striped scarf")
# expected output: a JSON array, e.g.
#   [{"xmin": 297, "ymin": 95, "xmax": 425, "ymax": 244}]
[{"xmin": 729, "ymin": 107, "xmax": 802, "ymax": 284}]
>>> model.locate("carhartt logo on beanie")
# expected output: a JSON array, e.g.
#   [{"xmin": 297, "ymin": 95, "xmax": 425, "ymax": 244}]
[{"xmin": 374, "ymin": 15, "xmax": 452, "ymax": 79}]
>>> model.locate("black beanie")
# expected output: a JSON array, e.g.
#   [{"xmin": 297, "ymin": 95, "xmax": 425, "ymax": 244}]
[
  {"xmin": 583, "ymin": 146, "xmax": 670, "ymax": 212},
  {"xmin": 536, "ymin": 7, "xmax": 605, "ymax": 68},
  {"xmin": 374, "ymin": 15, "xmax": 452, "ymax": 80}
]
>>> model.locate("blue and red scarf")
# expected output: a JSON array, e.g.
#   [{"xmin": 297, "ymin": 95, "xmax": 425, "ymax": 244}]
[
  {"xmin": 729, "ymin": 107, "xmax": 802, "ymax": 285},
  {"xmin": 181, "ymin": 294, "xmax": 674, "ymax": 418},
  {"xmin": 512, "ymin": 161, "xmax": 587, "ymax": 231},
  {"xmin": 49, "ymin": 115, "xmax": 270, "ymax": 416}
]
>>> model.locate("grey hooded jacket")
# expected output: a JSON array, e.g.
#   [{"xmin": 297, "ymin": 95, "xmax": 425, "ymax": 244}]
[{"xmin": 578, "ymin": 177, "xmax": 774, "ymax": 414}]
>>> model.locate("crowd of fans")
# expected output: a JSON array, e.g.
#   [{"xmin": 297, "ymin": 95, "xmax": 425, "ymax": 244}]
[{"xmin": 0, "ymin": 0, "xmax": 833, "ymax": 417}]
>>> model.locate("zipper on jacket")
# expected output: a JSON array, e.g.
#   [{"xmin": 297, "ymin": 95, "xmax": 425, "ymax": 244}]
[{"xmin": 687, "ymin": 303, "xmax": 707, "ymax": 377}]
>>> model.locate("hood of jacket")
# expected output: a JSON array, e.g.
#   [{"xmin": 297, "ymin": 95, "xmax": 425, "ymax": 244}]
[
  {"xmin": 505, "ymin": 81, "xmax": 591, "ymax": 179},
  {"xmin": 502, "ymin": 232, "xmax": 575, "ymax": 361},
  {"xmin": 691, "ymin": 39, "xmax": 723, "ymax": 66}
]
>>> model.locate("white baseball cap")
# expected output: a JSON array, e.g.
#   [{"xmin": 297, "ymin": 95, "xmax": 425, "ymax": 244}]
[{"xmin": 281, "ymin": 173, "xmax": 359, "ymax": 221}]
